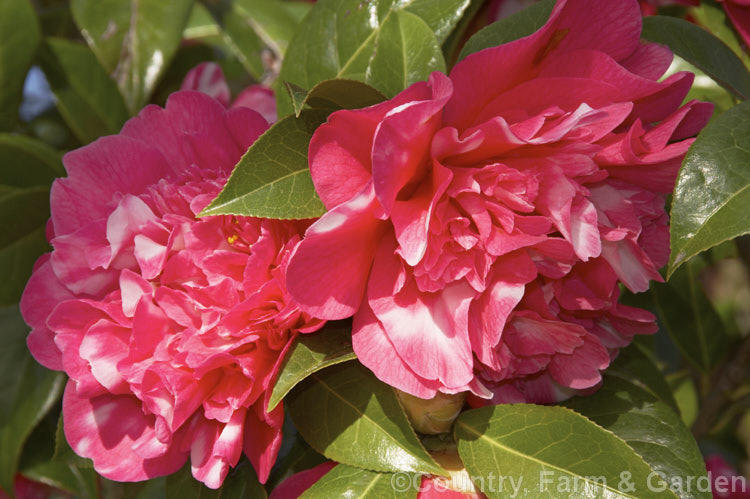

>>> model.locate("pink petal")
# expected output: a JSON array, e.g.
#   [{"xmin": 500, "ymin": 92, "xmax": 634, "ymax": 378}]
[
  {"xmin": 352, "ymin": 301, "xmax": 442, "ymax": 399},
  {"xmin": 63, "ymin": 383, "xmax": 187, "ymax": 481},
  {"xmin": 371, "ymin": 72, "xmax": 452, "ymax": 214},
  {"xmin": 368, "ymin": 245, "xmax": 476, "ymax": 389},
  {"xmin": 243, "ymin": 401, "xmax": 284, "ymax": 483},
  {"xmin": 269, "ymin": 462, "xmax": 337, "ymax": 499},
  {"xmin": 286, "ymin": 183, "xmax": 386, "ymax": 319},
  {"xmin": 549, "ymin": 334, "xmax": 610, "ymax": 389}
]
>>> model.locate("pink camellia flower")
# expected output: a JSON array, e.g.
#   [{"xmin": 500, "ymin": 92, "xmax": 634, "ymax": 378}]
[
  {"xmin": 180, "ymin": 62, "xmax": 278, "ymax": 124},
  {"xmin": 20, "ymin": 91, "xmax": 323, "ymax": 488},
  {"xmin": 286, "ymin": 0, "xmax": 712, "ymax": 403}
]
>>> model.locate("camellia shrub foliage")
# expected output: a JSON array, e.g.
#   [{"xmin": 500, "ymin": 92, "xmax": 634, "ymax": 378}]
[{"xmin": 2, "ymin": 0, "xmax": 750, "ymax": 497}]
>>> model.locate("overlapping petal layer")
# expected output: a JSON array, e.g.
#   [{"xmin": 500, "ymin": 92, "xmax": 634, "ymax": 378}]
[
  {"xmin": 21, "ymin": 92, "xmax": 323, "ymax": 488},
  {"xmin": 287, "ymin": 0, "xmax": 712, "ymax": 402}
]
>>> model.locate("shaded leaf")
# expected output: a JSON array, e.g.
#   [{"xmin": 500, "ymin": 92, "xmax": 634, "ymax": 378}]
[
  {"xmin": 669, "ymin": 99, "xmax": 750, "ymax": 274},
  {"xmin": 603, "ymin": 345, "xmax": 678, "ymax": 411},
  {"xmin": 642, "ymin": 16, "xmax": 750, "ymax": 101},
  {"xmin": 200, "ymin": 110, "xmax": 327, "ymax": 219},
  {"xmin": 652, "ymin": 258, "xmax": 729, "ymax": 371},
  {"xmin": 301, "ymin": 464, "xmax": 417, "ymax": 499},
  {"xmin": 0, "ymin": 306, "xmax": 65, "ymax": 495},
  {"xmin": 22, "ymin": 461, "xmax": 99, "ymax": 499},
  {"xmin": 269, "ymin": 323, "xmax": 355, "ymax": 411},
  {"xmin": 286, "ymin": 79, "xmax": 386, "ymax": 117},
  {"xmin": 71, "ymin": 0, "xmax": 195, "ymax": 113},
  {"xmin": 277, "ymin": 0, "xmax": 454, "ymax": 115},
  {"xmin": 458, "ymin": 0, "xmax": 554, "ymax": 60},
  {"xmin": 563, "ymin": 347, "xmax": 710, "ymax": 499},
  {"xmin": 265, "ymin": 432, "xmax": 328, "ymax": 492},
  {"xmin": 287, "ymin": 362, "xmax": 445, "ymax": 475},
  {"xmin": 0, "ymin": 187, "xmax": 51, "ymax": 305},
  {"xmin": 0, "ymin": 134, "xmax": 63, "ymax": 188},
  {"xmin": 0, "ymin": 0, "xmax": 40, "ymax": 131},
  {"xmin": 455, "ymin": 404, "xmax": 675, "ymax": 498},
  {"xmin": 39, "ymin": 38, "xmax": 129, "ymax": 144}
]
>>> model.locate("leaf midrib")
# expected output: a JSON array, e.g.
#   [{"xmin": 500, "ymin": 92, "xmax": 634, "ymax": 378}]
[
  {"xmin": 311, "ymin": 371, "xmax": 441, "ymax": 474},
  {"xmin": 456, "ymin": 419, "xmax": 647, "ymax": 499}
]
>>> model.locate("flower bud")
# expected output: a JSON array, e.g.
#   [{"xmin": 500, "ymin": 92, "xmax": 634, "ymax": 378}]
[{"xmin": 397, "ymin": 390, "xmax": 467, "ymax": 434}]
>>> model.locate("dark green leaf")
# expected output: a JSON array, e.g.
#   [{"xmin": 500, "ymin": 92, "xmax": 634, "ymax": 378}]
[
  {"xmin": 22, "ymin": 461, "xmax": 99, "ymax": 499},
  {"xmin": 200, "ymin": 110, "xmax": 327, "ymax": 219},
  {"xmin": 0, "ymin": 0, "xmax": 40, "ymax": 131},
  {"xmin": 652, "ymin": 258, "xmax": 729, "ymax": 371},
  {"xmin": 603, "ymin": 345, "xmax": 678, "ymax": 411},
  {"xmin": 71, "ymin": 0, "xmax": 195, "ymax": 113},
  {"xmin": 458, "ymin": 0, "xmax": 554, "ymax": 60},
  {"xmin": 265, "ymin": 432, "xmax": 328, "ymax": 492},
  {"xmin": 287, "ymin": 362, "xmax": 445, "ymax": 475},
  {"xmin": 669, "ymin": 99, "xmax": 750, "ymax": 275},
  {"xmin": 286, "ymin": 79, "xmax": 386, "ymax": 117},
  {"xmin": 564, "ymin": 347, "xmax": 710, "ymax": 499},
  {"xmin": 0, "ymin": 187, "xmax": 51, "ymax": 305},
  {"xmin": 642, "ymin": 16, "xmax": 750, "ymax": 101},
  {"xmin": 301, "ymin": 464, "xmax": 417, "ymax": 499},
  {"xmin": 277, "ymin": 0, "xmax": 452, "ymax": 115},
  {"xmin": 0, "ymin": 305, "xmax": 65, "ymax": 495},
  {"xmin": 165, "ymin": 459, "xmax": 266, "ymax": 499},
  {"xmin": 268, "ymin": 323, "xmax": 355, "ymax": 411},
  {"xmin": 455, "ymin": 404, "xmax": 675, "ymax": 498},
  {"xmin": 0, "ymin": 134, "xmax": 63, "ymax": 188},
  {"xmin": 39, "ymin": 38, "xmax": 130, "ymax": 144}
]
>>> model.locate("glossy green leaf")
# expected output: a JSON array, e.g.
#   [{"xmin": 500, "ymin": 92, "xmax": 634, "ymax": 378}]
[
  {"xmin": 268, "ymin": 323, "xmax": 356, "ymax": 411},
  {"xmin": 0, "ymin": 134, "xmax": 63, "ymax": 188},
  {"xmin": 458, "ymin": 0, "xmax": 554, "ymax": 59},
  {"xmin": 402, "ymin": 0, "xmax": 471, "ymax": 45},
  {"xmin": 200, "ymin": 110, "xmax": 327, "ymax": 219},
  {"xmin": 368, "ymin": 10, "xmax": 445, "ymax": 98},
  {"xmin": 669, "ymin": 100, "xmax": 750, "ymax": 274},
  {"xmin": 287, "ymin": 79, "xmax": 386, "ymax": 117},
  {"xmin": 563, "ymin": 347, "xmax": 710, "ymax": 499},
  {"xmin": 0, "ymin": 306, "xmax": 65, "ymax": 495},
  {"xmin": 287, "ymin": 362, "xmax": 445, "ymax": 475},
  {"xmin": 166, "ymin": 459, "xmax": 266, "ymax": 499},
  {"xmin": 39, "ymin": 38, "xmax": 130, "ymax": 144},
  {"xmin": 642, "ymin": 16, "xmax": 750, "ymax": 101},
  {"xmin": 277, "ymin": 0, "xmax": 454, "ymax": 116},
  {"xmin": 301, "ymin": 464, "xmax": 417, "ymax": 499},
  {"xmin": 0, "ymin": 0, "xmax": 40, "ymax": 131},
  {"xmin": 455, "ymin": 404, "xmax": 675, "ymax": 498},
  {"xmin": 71, "ymin": 0, "xmax": 195, "ymax": 113},
  {"xmin": 652, "ymin": 258, "xmax": 729, "ymax": 371},
  {"xmin": 0, "ymin": 187, "xmax": 51, "ymax": 305}
]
